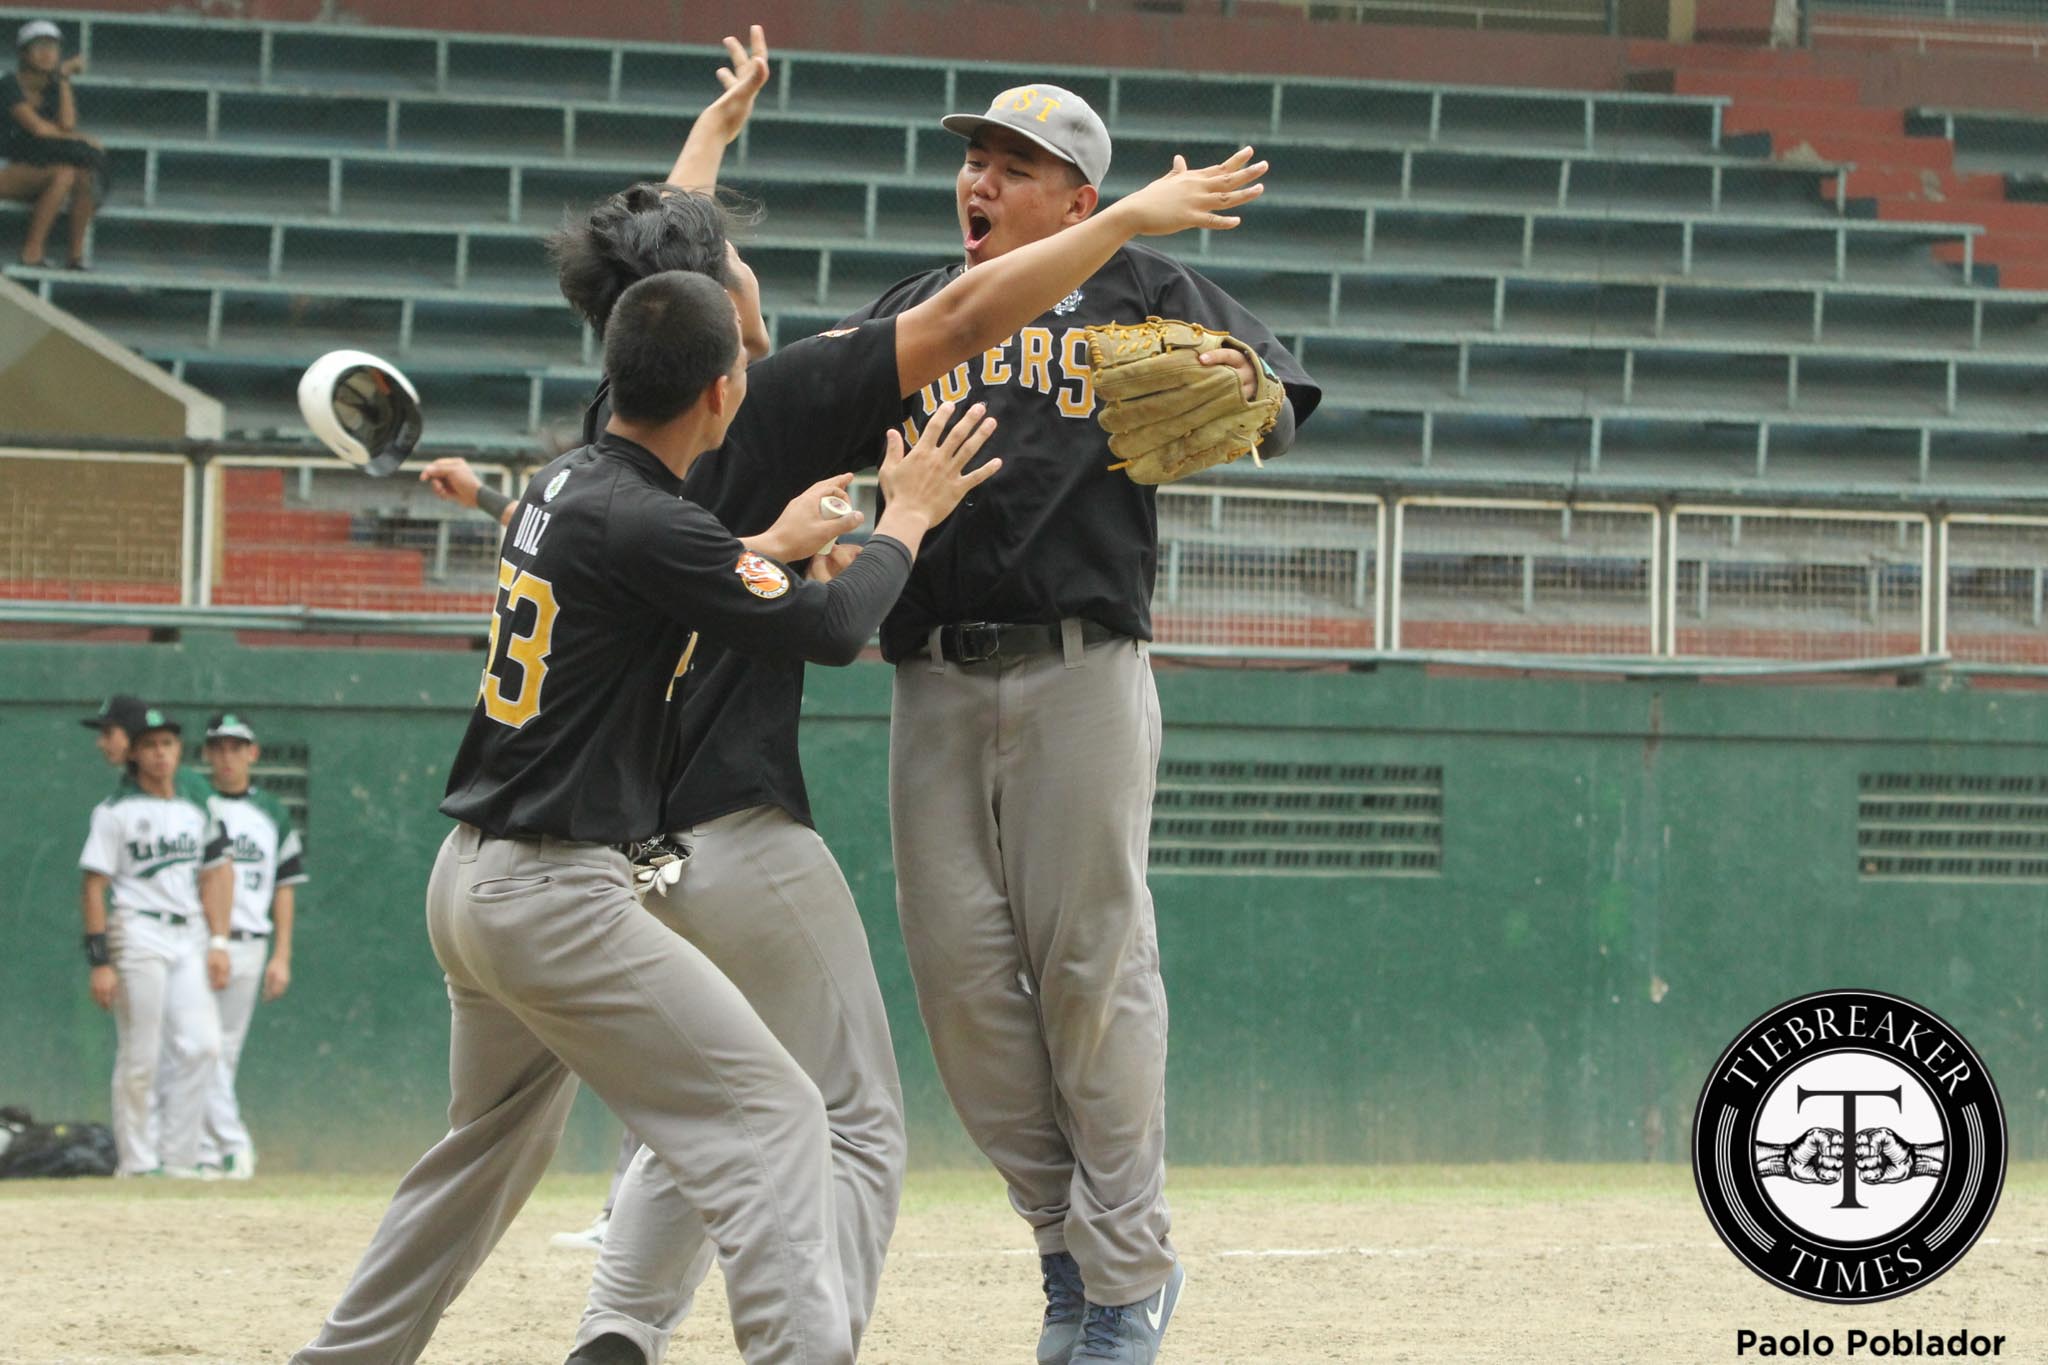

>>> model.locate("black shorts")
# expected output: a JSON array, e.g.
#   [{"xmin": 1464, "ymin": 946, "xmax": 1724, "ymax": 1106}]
[{"xmin": 7, "ymin": 137, "xmax": 108, "ymax": 196}]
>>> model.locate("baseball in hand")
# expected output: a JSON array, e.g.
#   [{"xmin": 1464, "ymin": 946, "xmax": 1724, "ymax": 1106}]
[{"xmin": 819, "ymin": 493, "xmax": 853, "ymax": 555}]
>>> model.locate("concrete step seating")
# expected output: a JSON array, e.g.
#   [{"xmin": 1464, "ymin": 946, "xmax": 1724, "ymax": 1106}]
[{"xmin": 0, "ymin": 11, "xmax": 2042, "ymax": 507}]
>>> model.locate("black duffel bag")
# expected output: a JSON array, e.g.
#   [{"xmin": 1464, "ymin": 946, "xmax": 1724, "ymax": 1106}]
[{"xmin": 0, "ymin": 1105, "xmax": 117, "ymax": 1178}]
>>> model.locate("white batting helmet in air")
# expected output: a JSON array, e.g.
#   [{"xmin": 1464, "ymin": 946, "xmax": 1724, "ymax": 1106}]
[{"xmin": 297, "ymin": 349, "xmax": 422, "ymax": 478}]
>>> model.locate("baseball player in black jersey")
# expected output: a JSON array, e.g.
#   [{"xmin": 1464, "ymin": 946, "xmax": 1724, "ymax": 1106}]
[
  {"xmin": 831, "ymin": 85, "xmax": 1320, "ymax": 1364},
  {"xmin": 479, "ymin": 34, "xmax": 1269, "ymax": 1365},
  {"xmin": 291, "ymin": 271, "xmax": 1000, "ymax": 1365}
]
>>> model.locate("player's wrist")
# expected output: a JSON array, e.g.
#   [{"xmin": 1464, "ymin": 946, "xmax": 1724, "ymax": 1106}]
[
  {"xmin": 83, "ymin": 932, "xmax": 111, "ymax": 969},
  {"xmin": 209, "ymin": 933, "xmax": 230, "ymax": 952},
  {"xmin": 1097, "ymin": 198, "xmax": 1142, "ymax": 241},
  {"xmin": 874, "ymin": 506, "xmax": 933, "ymax": 543}
]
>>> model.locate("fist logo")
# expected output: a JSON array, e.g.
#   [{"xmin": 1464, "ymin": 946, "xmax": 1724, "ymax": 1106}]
[
  {"xmin": 1785, "ymin": 1128, "xmax": 1842, "ymax": 1184},
  {"xmin": 1694, "ymin": 990, "xmax": 2006, "ymax": 1305},
  {"xmin": 1855, "ymin": 1127, "xmax": 1941, "ymax": 1184}
]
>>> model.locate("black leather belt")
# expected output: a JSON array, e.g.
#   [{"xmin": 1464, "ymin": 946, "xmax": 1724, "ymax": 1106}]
[
  {"xmin": 130, "ymin": 909, "xmax": 191, "ymax": 926},
  {"xmin": 227, "ymin": 929, "xmax": 267, "ymax": 941},
  {"xmin": 936, "ymin": 620, "xmax": 1122, "ymax": 665}
]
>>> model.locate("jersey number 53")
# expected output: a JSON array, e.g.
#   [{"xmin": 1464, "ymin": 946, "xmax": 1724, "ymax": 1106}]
[{"xmin": 479, "ymin": 560, "xmax": 560, "ymax": 728}]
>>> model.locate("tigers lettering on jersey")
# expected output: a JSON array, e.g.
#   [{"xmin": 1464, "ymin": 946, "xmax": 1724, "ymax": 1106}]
[
  {"xmin": 919, "ymin": 327, "xmax": 1096, "ymax": 425},
  {"xmin": 836, "ymin": 241, "xmax": 1321, "ymax": 661}
]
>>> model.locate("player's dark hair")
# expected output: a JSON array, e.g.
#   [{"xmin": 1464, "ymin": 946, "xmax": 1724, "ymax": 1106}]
[
  {"xmin": 603, "ymin": 271, "xmax": 741, "ymax": 425},
  {"xmin": 547, "ymin": 182, "xmax": 761, "ymax": 336}
]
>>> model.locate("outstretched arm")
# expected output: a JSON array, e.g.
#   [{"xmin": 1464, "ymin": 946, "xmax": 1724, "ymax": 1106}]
[
  {"xmin": 891, "ymin": 149, "xmax": 1268, "ymax": 398},
  {"xmin": 421, "ymin": 457, "xmax": 516, "ymax": 528}
]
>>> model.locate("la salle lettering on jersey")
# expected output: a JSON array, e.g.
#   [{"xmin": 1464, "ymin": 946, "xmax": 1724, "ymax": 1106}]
[
  {"xmin": 912, "ymin": 326, "xmax": 1098, "ymax": 422},
  {"xmin": 512, "ymin": 504, "xmax": 552, "ymax": 556},
  {"xmin": 126, "ymin": 831, "xmax": 198, "ymax": 863}
]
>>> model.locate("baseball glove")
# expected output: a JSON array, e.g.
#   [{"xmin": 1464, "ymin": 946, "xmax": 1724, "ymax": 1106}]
[{"xmin": 1085, "ymin": 317, "xmax": 1284, "ymax": 485}]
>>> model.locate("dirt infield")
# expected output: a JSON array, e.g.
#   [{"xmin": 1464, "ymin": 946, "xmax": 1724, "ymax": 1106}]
[{"xmin": 3, "ymin": 1164, "xmax": 2042, "ymax": 1364}]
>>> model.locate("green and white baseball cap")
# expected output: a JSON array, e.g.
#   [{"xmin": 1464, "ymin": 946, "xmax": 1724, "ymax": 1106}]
[
  {"xmin": 205, "ymin": 711, "xmax": 258, "ymax": 742},
  {"xmin": 942, "ymin": 83, "xmax": 1111, "ymax": 187}
]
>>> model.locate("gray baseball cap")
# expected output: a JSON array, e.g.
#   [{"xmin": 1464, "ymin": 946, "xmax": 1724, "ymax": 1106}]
[{"xmin": 942, "ymin": 83, "xmax": 1111, "ymax": 187}]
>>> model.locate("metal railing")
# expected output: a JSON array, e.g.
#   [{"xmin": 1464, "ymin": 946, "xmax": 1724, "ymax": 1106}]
[
  {"xmin": 9, "ymin": 445, "xmax": 2048, "ymax": 671},
  {"xmin": 1809, "ymin": 0, "xmax": 2048, "ymax": 55}
]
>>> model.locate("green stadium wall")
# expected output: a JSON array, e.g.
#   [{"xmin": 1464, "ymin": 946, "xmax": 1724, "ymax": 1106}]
[{"xmin": 3, "ymin": 633, "xmax": 2044, "ymax": 1171}]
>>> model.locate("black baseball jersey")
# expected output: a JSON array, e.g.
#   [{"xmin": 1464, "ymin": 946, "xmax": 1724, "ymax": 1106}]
[
  {"xmin": 439, "ymin": 431, "xmax": 912, "ymax": 843},
  {"xmin": 581, "ymin": 318, "xmax": 904, "ymax": 831},
  {"xmin": 839, "ymin": 242, "xmax": 1320, "ymax": 661}
]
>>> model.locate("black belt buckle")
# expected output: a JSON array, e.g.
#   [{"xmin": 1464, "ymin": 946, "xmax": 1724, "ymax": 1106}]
[
  {"xmin": 621, "ymin": 834, "xmax": 693, "ymax": 866},
  {"xmin": 951, "ymin": 621, "xmax": 1003, "ymax": 664}
]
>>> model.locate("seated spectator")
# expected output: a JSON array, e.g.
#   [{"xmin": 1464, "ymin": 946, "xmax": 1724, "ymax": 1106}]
[{"xmin": 1, "ymin": 20, "xmax": 100, "ymax": 269}]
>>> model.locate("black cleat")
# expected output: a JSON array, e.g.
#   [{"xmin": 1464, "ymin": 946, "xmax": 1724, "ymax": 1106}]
[{"xmin": 564, "ymin": 1333, "xmax": 645, "ymax": 1365}]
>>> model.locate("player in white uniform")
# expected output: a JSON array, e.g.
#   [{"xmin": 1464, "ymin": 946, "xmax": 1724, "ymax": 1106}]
[
  {"xmin": 77, "ymin": 706, "xmax": 233, "ymax": 1177},
  {"xmin": 196, "ymin": 711, "xmax": 305, "ymax": 1179}
]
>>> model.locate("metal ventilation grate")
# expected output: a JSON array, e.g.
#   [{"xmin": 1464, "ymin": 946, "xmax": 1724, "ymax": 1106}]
[
  {"xmin": 1150, "ymin": 760, "xmax": 1442, "ymax": 877},
  {"xmin": 1858, "ymin": 772, "xmax": 2048, "ymax": 884}
]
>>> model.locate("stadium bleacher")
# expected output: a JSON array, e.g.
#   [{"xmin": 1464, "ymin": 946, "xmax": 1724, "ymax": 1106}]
[
  {"xmin": 2, "ymin": 10, "xmax": 2042, "ymax": 495},
  {"xmin": 3, "ymin": 9, "xmax": 2045, "ymax": 657}
]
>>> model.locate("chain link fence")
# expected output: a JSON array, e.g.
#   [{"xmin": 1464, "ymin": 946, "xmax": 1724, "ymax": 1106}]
[
  {"xmin": 1809, "ymin": 0, "xmax": 2048, "ymax": 55},
  {"xmin": 14, "ymin": 451, "xmax": 2041, "ymax": 666},
  {"xmin": 1153, "ymin": 489, "xmax": 1380, "ymax": 652},
  {"xmin": 1392, "ymin": 501, "xmax": 1658, "ymax": 656},
  {"xmin": 205, "ymin": 458, "xmax": 519, "ymax": 613},
  {"xmin": 1, "ymin": 449, "xmax": 191, "ymax": 605},
  {"xmin": 1946, "ymin": 518, "xmax": 2048, "ymax": 667},
  {"xmin": 1669, "ymin": 509, "xmax": 1928, "ymax": 661}
]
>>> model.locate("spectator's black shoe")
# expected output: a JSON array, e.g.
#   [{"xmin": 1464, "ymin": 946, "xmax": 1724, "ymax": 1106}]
[
  {"xmin": 563, "ymin": 1334, "xmax": 644, "ymax": 1365},
  {"xmin": 64, "ymin": 258, "xmax": 89, "ymax": 271},
  {"xmin": 14, "ymin": 256, "xmax": 45, "ymax": 269}
]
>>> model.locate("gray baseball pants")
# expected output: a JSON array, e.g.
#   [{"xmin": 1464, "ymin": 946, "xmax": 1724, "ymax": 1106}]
[
  {"xmin": 577, "ymin": 804, "xmax": 905, "ymax": 1362},
  {"xmin": 291, "ymin": 825, "xmax": 850, "ymax": 1365},
  {"xmin": 890, "ymin": 629, "xmax": 1176, "ymax": 1306}
]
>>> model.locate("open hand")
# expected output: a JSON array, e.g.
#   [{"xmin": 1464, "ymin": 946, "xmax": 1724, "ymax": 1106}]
[
  {"xmin": 1116, "ymin": 147, "xmax": 1267, "ymax": 237},
  {"xmin": 701, "ymin": 25, "xmax": 769, "ymax": 145},
  {"xmin": 879, "ymin": 401, "xmax": 1000, "ymax": 529}
]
